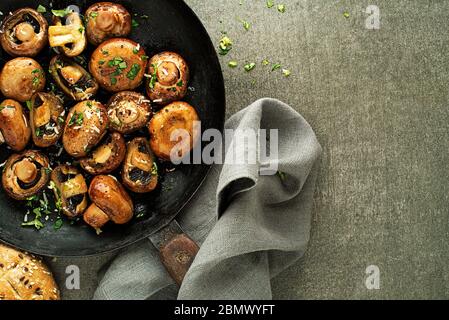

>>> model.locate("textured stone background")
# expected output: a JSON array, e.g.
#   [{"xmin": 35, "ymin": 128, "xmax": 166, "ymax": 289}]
[{"xmin": 48, "ymin": 0, "xmax": 449, "ymax": 299}]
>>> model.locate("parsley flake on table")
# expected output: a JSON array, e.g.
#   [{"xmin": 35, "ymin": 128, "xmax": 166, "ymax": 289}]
[
  {"xmin": 277, "ymin": 4, "xmax": 286, "ymax": 13},
  {"xmin": 228, "ymin": 61, "xmax": 238, "ymax": 68},
  {"xmin": 267, "ymin": 0, "xmax": 275, "ymax": 9},
  {"xmin": 343, "ymin": 11, "xmax": 350, "ymax": 18},
  {"xmin": 272, "ymin": 63, "xmax": 282, "ymax": 71},
  {"xmin": 244, "ymin": 62, "xmax": 256, "ymax": 72},
  {"xmin": 282, "ymin": 69, "xmax": 291, "ymax": 77},
  {"xmin": 242, "ymin": 21, "xmax": 251, "ymax": 31},
  {"xmin": 219, "ymin": 36, "xmax": 233, "ymax": 55}
]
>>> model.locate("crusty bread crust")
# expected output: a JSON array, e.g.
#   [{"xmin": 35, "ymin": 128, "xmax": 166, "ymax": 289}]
[{"xmin": 0, "ymin": 243, "xmax": 60, "ymax": 300}]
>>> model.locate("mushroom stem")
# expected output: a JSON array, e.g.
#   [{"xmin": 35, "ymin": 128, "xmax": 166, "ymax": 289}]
[{"xmin": 14, "ymin": 158, "xmax": 37, "ymax": 184}]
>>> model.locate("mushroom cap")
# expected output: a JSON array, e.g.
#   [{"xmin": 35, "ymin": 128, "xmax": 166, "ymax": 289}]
[
  {"xmin": 107, "ymin": 91, "xmax": 151, "ymax": 134},
  {"xmin": 62, "ymin": 101, "xmax": 108, "ymax": 158},
  {"xmin": 146, "ymin": 52, "xmax": 190, "ymax": 105},
  {"xmin": 86, "ymin": 2, "xmax": 132, "ymax": 46},
  {"xmin": 0, "ymin": 99, "xmax": 31, "ymax": 152},
  {"xmin": 50, "ymin": 165, "xmax": 88, "ymax": 218},
  {"xmin": 2, "ymin": 150, "xmax": 50, "ymax": 201},
  {"xmin": 122, "ymin": 137, "xmax": 158, "ymax": 193},
  {"xmin": 0, "ymin": 8, "xmax": 48, "ymax": 57},
  {"xmin": 0, "ymin": 58, "xmax": 46, "ymax": 102},
  {"xmin": 148, "ymin": 101, "xmax": 200, "ymax": 161},
  {"xmin": 80, "ymin": 132, "xmax": 126, "ymax": 175},
  {"xmin": 30, "ymin": 93, "xmax": 65, "ymax": 148},
  {"xmin": 49, "ymin": 55, "xmax": 99, "ymax": 101},
  {"xmin": 89, "ymin": 38, "xmax": 148, "ymax": 92},
  {"xmin": 88, "ymin": 175, "xmax": 134, "ymax": 225}
]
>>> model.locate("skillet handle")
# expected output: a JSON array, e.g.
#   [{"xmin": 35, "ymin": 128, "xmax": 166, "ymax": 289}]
[{"xmin": 159, "ymin": 233, "xmax": 199, "ymax": 286}]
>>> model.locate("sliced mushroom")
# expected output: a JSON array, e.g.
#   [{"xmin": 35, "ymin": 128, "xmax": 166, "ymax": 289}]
[
  {"xmin": 84, "ymin": 175, "xmax": 134, "ymax": 232},
  {"xmin": 0, "ymin": 8, "xmax": 48, "ymax": 57},
  {"xmin": 30, "ymin": 93, "xmax": 65, "ymax": 148},
  {"xmin": 0, "ymin": 57, "xmax": 46, "ymax": 102},
  {"xmin": 49, "ymin": 11, "xmax": 87, "ymax": 57},
  {"xmin": 62, "ymin": 100, "xmax": 108, "ymax": 158},
  {"xmin": 0, "ymin": 99, "xmax": 31, "ymax": 152},
  {"xmin": 122, "ymin": 137, "xmax": 158, "ymax": 193},
  {"xmin": 148, "ymin": 101, "xmax": 200, "ymax": 161},
  {"xmin": 89, "ymin": 38, "xmax": 147, "ymax": 92},
  {"xmin": 49, "ymin": 55, "xmax": 99, "ymax": 101},
  {"xmin": 85, "ymin": 2, "xmax": 132, "ymax": 46},
  {"xmin": 80, "ymin": 132, "xmax": 126, "ymax": 175},
  {"xmin": 2, "ymin": 150, "xmax": 50, "ymax": 200},
  {"xmin": 107, "ymin": 91, "xmax": 151, "ymax": 134},
  {"xmin": 146, "ymin": 52, "xmax": 190, "ymax": 105},
  {"xmin": 50, "ymin": 165, "xmax": 88, "ymax": 218}
]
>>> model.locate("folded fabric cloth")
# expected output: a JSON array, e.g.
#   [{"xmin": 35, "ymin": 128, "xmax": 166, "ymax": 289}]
[{"xmin": 94, "ymin": 98, "xmax": 322, "ymax": 300}]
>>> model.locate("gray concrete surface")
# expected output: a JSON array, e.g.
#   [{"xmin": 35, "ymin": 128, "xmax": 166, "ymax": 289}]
[{"xmin": 48, "ymin": 0, "xmax": 449, "ymax": 299}]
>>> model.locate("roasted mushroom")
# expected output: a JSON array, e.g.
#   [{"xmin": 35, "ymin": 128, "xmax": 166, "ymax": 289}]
[
  {"xmin": 84, "ymin": 175, "xmax": 134, "ymax": 232},
  {"xmin": 62, "ymin": 100, "xmax": 108, "ymax": 158},
  {"xmin": 148, "ymin": 101, "xmax": 200, "ymax": 161},
  {"xmin": 50, "ymin": 165, "xmax": 88, "ymax": 218},
  {"xmin": 49, "ymin": 55, "xmax": 99, "ymax": 101},
  {"xmin": 80, "ymin": 132, "xmax": 126, "ymax": 175},
  {"xmin": 89, "ymin": 38, "xmax": 147, "ymax": 92},
  {"xmin": 0, "ymin": 58, "xmax": 46, "ymax": 102},
  {"xmin": 0, "ymin": 99, "xmax": 31, "ymax": 152},
  {"xmin": 122, "ymin": 138, "xmax": 158, "ymax": 193},
  {"xmin": 2, "ymin": 150, "xmax": 50, "ymax": 200},
  {"xmin": 146, "ymin": 52, "xmax": 189, "ymax": 105},
  {"xmin": 29, "ymin": 93, "xmax": 65, "ymax": 148},
  {"xmin": 49, "ymin": 11, "xmax": 87, "ymax": 57},
  {"xmin": 0, "ymin": 8, "xmax": 48, "ymax": 57},
  {"xmin": 107, "ymin": 91, "xmax": 151, "ymax": 134},
  {"xmin": 85, "ymin": 2, "xmax": 132, "ymax": 46}
]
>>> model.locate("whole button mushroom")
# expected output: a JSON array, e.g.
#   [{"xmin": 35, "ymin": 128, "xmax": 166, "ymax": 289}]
[
  {"xmin": 80, "ymin": 132, "xmax": 126, "ymax": 175},
  {"xmin": 0, "ymin": 99, "xmax": 31, "ymax": 152},
  {"xmin": 0, "ymin": 8, "xmax": 48, "ymax": 57},
  {"xmin": 107, "ymin": 91, "xmax": 151, "ymax": 134},
  {"xmin": 148, "ymin": 101, "xmax": 200, "ymax": 161},
  {"xmin": 146, "ymin": 52, "xmax": 190, "ymax": 105},
  {"xmin": 85, "ymin": 2, "xmax": 132, "ymax": 46},
  {"xmin": 2, "ymin": 150, "xmax": 51, "ymax": 200},
  {"xmin": 62, "ymin": 100, "xmax": 108, "ymax": 158},
  {"xmin": 122, "ymin": 137, "xmax": 158, "ymax": 193},
  {"xmin": 50, "ymin": 165, "xmax": 88, "ymax": 219},
  {"xmin": 0, "ymin": 58, "xmax": 46, "ymax": 102},
  {"xmin": 89, "ymin": 38, "xmax": 148, "ymax": 92},
  {"xmin": 49, "ymin": 11, "xmax": 86, "ymax": 57},
  {"xmin": 49, "ymin": 55, "xmax": 99, "ymax": 101},
  {"xmin": 29, "ymin": 93, "xmax": 66, "ymax": 148},
  {"xmin": 83, "ymin": 175, "xmax": 134, "ymax": 233}
]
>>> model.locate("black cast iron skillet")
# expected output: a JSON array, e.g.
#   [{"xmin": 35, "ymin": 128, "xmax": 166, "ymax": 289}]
[{"xmin": 0, "ymin": 0, "xmax": 225, "ymax": 260}]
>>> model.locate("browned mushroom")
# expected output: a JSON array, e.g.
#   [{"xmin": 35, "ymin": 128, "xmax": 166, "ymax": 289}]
[
  {"xmin": 83, "ymin": 175, "xmax": 134, "ymax": 232},
  {"xmin": 2, "ymin": 150, "xmax": 50, "ymax": 200},
  {"xmin": 49, "ymin": 55, "xmax": 99, "ymax": 101},
  {"xmin": 80, "ymin": 132, "xmax": 126, "ymax": 175},
  {"xmin": 0, "ymin": 57, "xmax": 46, "ymax": 102},
  {"xmin": 50, "ymin": 165, "xmax": 88, "ymax": 218},
  {"xmin": 122, "ymin": 137, "xmax": 158, "ymax": 193},
  {"xmin": 85, "ymin": 2, "xmax": 132, "ymax": 46},
  {"xmin": 146, "ymin": 52, "xmax": 189, "ymax": 105},
  {"xmin": 107, "ymin": 91, "xmax": 151, "ymax": 134},
  {"xmin": 0, "ymin": 99, "xmax": 31, "ymax": 152},
  {"xmin": 148, "ymin": 101, "xmax": 200, "ymax": 161},
  {"xmin": 49, "ymin": 11, "xmax": 87, "ymax": 57},
  {"xmin": 62, "ymin": 100, "xmax": 108, "ymax": 158},
  {"xmin": 89, "ymin": 38, "xmax": 147, "ymax": 92},
  {"xmin": 0, "ymin": 8, "xmax": 48, "ymax": 57},
  {"xmin": 29, "ymin": 93, "xmax": 65, "ymax": 148}
]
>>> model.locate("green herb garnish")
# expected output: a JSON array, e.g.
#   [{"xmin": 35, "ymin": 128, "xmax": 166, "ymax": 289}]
[
  {"xmin": 148, "ymin": 64, "xmax": 158, "ymax": 89},
  {"xmin": 51, "ymin": 8, "xmax": 72, "ymax": 18},
  {"xmin": 219, "ymin": 36, "xmax": 233, "ymax": 55},
  {"xmin": 69, "ymin": 111, "xmax": 84, "ymax": 126},
  {"xmin": 282, "ymin": 69, "xmax": 291, "ymax": 77},
  {"xmin": 244, "ymin": 62, "xmax": 256, "ymax": 72},
  {"xmin": 132, "ymin": 19, "xmax": 139, "ymax": 28},
  {"xmin": 242, "ymin": 21, "xmax": 251, "ymax": 31},
  {"xmin": 228, "ymin": 61, "xmax": 238, "ymax": 68},
  {"xmin": 54, "ymin": 219, "xmax": 63, "ymax": 230},
  {"xmin": 37, "ymin": 5, "xmax": 47, "ymax": 13},
  {"xmin": 127, "ymin": 64, "xmax": 141, "ymax": 80},
  {"xmin": 277, "ymin": 4, "xmax": 286, "ymax": 13},
  {"xmin": 267, "ymin": 0, "xmax": 274, "ymax": 8},
  {"xmin": 271, "ymin": 63, "xmax": 282, "ymax": 71}
]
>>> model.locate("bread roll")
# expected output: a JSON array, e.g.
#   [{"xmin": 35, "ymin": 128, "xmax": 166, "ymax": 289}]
[{"xmin": 0, "ymin": 243, "xmax": 60, "ymax": 300}]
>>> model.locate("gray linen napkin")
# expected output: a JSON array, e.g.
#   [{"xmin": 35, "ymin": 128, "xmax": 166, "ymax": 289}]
[{"xmin": 94, "ymin": 98, "xmax": 322, "ymax": 300}]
